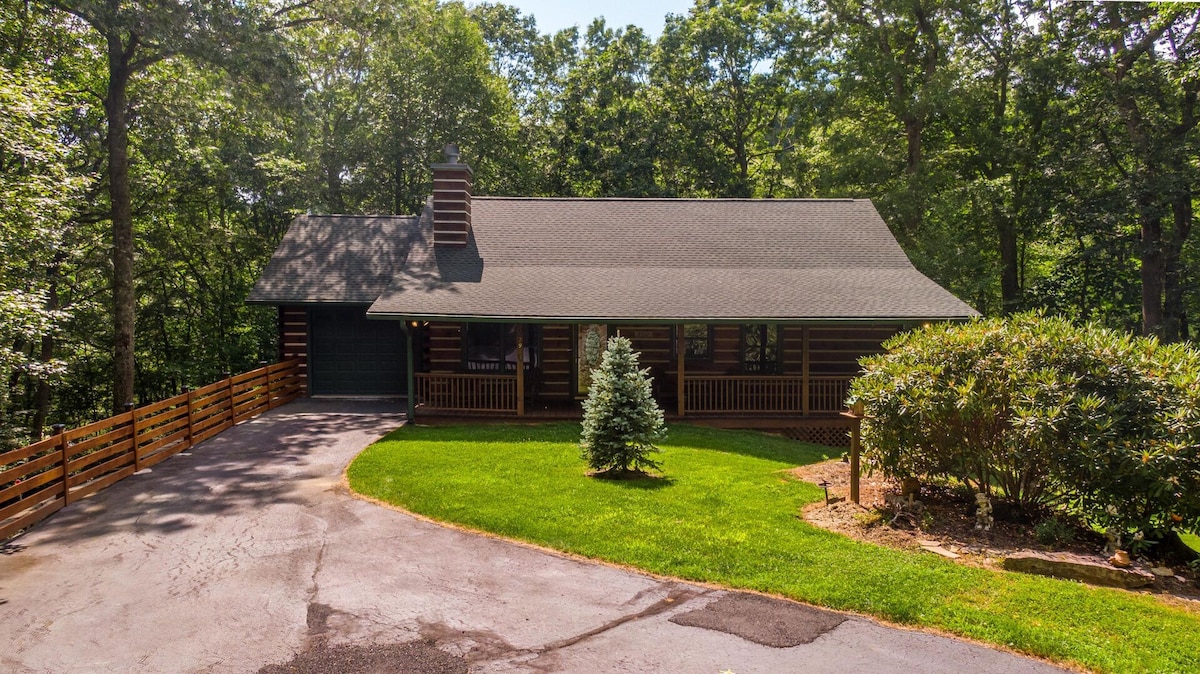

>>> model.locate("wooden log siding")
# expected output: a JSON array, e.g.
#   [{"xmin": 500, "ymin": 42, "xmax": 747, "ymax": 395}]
[
  {"xmin": 0, "ymin": 360, "xmax": 303, "ymax": 543},
  {"xmin": 279, "ymin": 306, "xmax": 308, "ymax": 394},
  {"xmin": 807, "ymin": 325, "xmax": 902, "ymax": 377},
  {"xmin": 415, "ymin": 372, "xmax": 517, "ymax": 413},
  {"xmin": 539, "ymin": 324, "xmax": 572, "ymax": 400},
  {"xmin": 427, "ymin": 322, "xmax": 463, "ymax": 373}
]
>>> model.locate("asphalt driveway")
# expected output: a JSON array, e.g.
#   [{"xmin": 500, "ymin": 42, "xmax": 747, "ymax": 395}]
[{"xmin": 0, "ymin": 400, "xmax": 1064, "ymax": 673}]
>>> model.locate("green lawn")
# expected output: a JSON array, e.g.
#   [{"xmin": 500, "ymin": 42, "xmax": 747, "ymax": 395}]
[
  {"xmin": 347, "ymin": 423, "xmax": 1200, "ymax": 672},
  {"xmin": 1183, "ymin": 532, "xmax": 1200, "ymax": 554}
]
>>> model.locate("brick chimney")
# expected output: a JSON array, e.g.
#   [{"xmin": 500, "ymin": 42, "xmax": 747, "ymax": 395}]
[{"xmin": 431, "ymin": 144, "xmax": 472, "ymax": 247}]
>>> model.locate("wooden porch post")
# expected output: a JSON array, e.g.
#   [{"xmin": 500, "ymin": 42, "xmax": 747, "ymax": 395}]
[
  {"xmin": 841, "ymin": 401, "xmax": 864, "ymax": 504},
  {"xmin": 404, "ymin": 323, "xmax": 415, "ymax": 422},
  {"xmin": 676, "ymin": 325, "xmax": 685, "ymax": 417},
  {"xmin": 516, "ymin": 330, "xmax": 525, "ymax": 416},
  {"xmin": 802, "ymin": 326, "xmax": 810, "ymax": 417}
]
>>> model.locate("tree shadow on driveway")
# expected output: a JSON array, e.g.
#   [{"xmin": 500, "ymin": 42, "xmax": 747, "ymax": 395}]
[{"xmin": 10, "ymin": 399, "xmax": 406, "ymax": 550}]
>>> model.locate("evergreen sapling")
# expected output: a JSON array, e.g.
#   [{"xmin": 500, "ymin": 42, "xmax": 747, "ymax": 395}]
[{"xmin": 580, "ymin": 336, "xmax": 666, "ymax": 475}]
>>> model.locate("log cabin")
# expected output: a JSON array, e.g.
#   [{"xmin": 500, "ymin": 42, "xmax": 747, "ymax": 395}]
[{"xmin": 248, "ymin": 146, "xmax": 977, "ymax": 445}]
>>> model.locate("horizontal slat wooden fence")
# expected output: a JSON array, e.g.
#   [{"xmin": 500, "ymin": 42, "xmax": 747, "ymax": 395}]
[{"xmin": 0, "ymin": 359, "xmax": 303, "ymax": 543}]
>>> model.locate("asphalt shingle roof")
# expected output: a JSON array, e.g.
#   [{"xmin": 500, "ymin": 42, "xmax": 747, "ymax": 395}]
[
  {"xmin": 249, "ymin": 197, "xmax": 979, "ymax": 321},
  {"xmin": 247, "ymin": 215, "xmax": 417, "ymax": 304}
]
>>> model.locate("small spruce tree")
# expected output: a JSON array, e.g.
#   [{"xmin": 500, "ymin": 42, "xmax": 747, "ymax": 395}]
[{"xmin": 580, "ymin": 336, "xmax": 666, "ymax": 475}]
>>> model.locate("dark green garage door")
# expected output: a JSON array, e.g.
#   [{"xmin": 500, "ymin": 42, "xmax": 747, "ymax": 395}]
[{"xmin": 308, "ymin": 307, "xmax": 406, "ymax": 396}]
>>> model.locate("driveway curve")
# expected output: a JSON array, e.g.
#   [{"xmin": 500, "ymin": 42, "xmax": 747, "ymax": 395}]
[{"xmin": 0, "ymin": 400, "xmax": 1063, "ymax": 673}]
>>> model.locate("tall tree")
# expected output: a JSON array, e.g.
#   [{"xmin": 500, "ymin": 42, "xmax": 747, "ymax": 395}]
[
  {"xmin": 41, "ymin": 0, "xmax": 299, "ymax": 411},
  {"xmin": 0, "ymin": 65, "xmax": 82, "ymax": 444},
  {"xmin": 553, "ymin": 20, "xmax": 663, "ymax": 196},
  {"xmin": 1064, "ymin": 3, "xmax": 1200, "ymax": 340},
  {"xmin": 655, "ymin": 0, "xmax": 806, "ymax": 197}
]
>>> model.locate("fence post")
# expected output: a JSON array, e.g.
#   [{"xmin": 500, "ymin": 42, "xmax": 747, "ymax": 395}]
[
  {"xmin": 125, "ymin": 401, "xmax": 141, "ymax": 472},
  {"xmin": 53, "ymin": 424, "xmax": 68, "ymax": 505},
  {"xmin": 183, "ymin": 386, "xmax": 194, "ymax": 449},
  {"xmin": 223, "ymin": 371, "xmax": 233, "ymax": 425},
  {"xmin": 259, "ymin": 360, "xmax": 270, "ymax": 412}
]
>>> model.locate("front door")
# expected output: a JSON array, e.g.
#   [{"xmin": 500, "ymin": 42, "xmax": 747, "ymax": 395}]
[{"xmin": 574, "ymin": 323, "xmax": 608, "ymax": 397}]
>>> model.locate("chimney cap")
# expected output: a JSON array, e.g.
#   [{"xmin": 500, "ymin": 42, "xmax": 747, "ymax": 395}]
[{"xmin": 431, "ymin": 143, "xmax": 472, "ymax": 174}]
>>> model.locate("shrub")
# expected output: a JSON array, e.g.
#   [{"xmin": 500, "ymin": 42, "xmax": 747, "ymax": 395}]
[
  {"xmin": 849, "ymin": 313, "xmax": 1200, "ymax": 544},
  {"xmin": 580, "ymin": 336, "xmax": 666, "ymax": 475},
  {"xmin": 1034, "ymin": 518, "xmax": 1076, "ymax": 547}
]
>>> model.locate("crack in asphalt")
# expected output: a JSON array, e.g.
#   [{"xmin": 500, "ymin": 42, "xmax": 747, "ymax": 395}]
[
  {"xmin": 534, "ymin": 584, "xmax": 709, "ymax": 655},
  {"xmin": 414, "ymin": 582, "xmax": 711, "ymax": 669}
]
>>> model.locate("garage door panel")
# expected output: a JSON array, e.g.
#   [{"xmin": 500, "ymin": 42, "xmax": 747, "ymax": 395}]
[{"xmin": 309, "ymin": 308, "xmax": 406, "ymax": 396}]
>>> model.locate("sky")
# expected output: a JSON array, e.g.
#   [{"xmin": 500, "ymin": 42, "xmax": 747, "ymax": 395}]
[{"xmin": 477, "ymin": 0, "xmax": 696, "ymax": 39}]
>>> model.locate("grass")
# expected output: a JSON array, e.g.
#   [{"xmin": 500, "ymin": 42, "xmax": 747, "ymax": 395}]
[
  {"xmin": 1183, "ymin": 532, "xmax": 1200, "ymax": 554},
  {"xmin": 347, "ymin": 423, "xmax": 1200, "ymax": 672}
]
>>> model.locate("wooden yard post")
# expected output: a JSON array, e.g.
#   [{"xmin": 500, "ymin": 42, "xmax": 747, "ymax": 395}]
[
  {"xmin": 676, "ymin": 326, "xmax": 686, "ymax": 417},
  {"xmin": 53, "ymin": 423, "xmax": 68, "ymax": 504},
  {"xmin": 183, "ymin": 386, "xmax": 195, "ymax": 449},
  {"xmin": 841, "ymin": 401, "xmax": 865, "ymax": 504},
  {"xmin": 516, "ymin": 330, "xmax": 525, "ymax": 417},
  {"xmin": 223, "ymin": 371, "xmax": 233, "ymax": 424},
  {"xmin": 125, "ymin": 401, "xmax": 141, "ymax": 472},
  {"xmin": 259, "ymin": 360, "xmax": 270, "ymax": 410}
]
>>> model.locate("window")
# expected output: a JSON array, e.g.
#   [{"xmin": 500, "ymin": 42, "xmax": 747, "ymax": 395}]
[
  {"xmin": 680, "ymin": 324, "xmax": 712, "ymax": 361},
  {"xmin": 742, "ymin": 324, "xmax": 779, "ymax": 373},
  {"xmin": 463, "ymin": 324, "xmax": 538, "ymax": 372}
]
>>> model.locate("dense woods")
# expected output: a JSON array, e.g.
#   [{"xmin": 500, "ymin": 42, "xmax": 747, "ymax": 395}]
[{"xmin": 1, "ymin": 0, "xmax": 1198, "ymax": 444}]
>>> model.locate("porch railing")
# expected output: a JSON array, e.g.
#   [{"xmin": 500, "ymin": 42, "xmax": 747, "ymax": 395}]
[
  {"xmin": 682, "ymin": 375, "xmax": 851, "ymax": 414},
  {"xmin": 415, "ymin": 373, "xmax": 518, "ymax": 413},
  {"xmin": 809, "ymin": 376, "xmax": 852, "ymax": 413}
]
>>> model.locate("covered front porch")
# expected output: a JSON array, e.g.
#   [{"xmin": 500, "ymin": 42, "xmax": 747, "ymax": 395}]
[
  {"xmin": 411, "ymin": 372, "xmax": 852, "ymax": 417},
  {"xmin": 401, "ymin": 321, "xmax": 904, "ymax": 432}
]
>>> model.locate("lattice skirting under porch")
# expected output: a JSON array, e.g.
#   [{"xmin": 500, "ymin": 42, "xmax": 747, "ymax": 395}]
[{"xmin": 784, "ymin": 424, "xmax": 851, "ymax": 449}]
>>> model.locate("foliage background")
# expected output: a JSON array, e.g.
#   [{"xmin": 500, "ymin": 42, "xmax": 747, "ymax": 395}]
[{"xmin": 2, "ymin": 0, "xmax": 1199, "ymax": 444}]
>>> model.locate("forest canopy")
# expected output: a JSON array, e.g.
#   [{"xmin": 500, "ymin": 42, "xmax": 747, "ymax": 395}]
[{"xmin": 1, "ymin": 0, "xmax": 1197, "ymax": 444}]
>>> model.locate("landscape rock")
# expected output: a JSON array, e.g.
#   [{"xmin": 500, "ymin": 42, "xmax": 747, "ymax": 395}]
[
  {"xmin": 1001, "ymin": 551, "xmax": 1155, "ymax": 589},
  {"xmin": 1149, "ymin": 566, "xmax": 1175, "ymax": 577},
  {"xmin": 921, "ymin": 544, "xmax": 961, "ymax": 560}
]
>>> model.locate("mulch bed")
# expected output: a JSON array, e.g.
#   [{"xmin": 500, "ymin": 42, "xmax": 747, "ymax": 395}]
[{"xmin": 792, "ymin": 460, "xmax": 1200, "ymax": 603}]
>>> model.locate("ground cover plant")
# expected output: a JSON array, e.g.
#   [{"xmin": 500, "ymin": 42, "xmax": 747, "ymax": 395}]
[
  {"xmin": 850, "ymin": 313, "xmax": 1200, "ymax": 557},
  {"xmin": 347, "ymin": 423, "xmax": 1200, "ymax": 673}
]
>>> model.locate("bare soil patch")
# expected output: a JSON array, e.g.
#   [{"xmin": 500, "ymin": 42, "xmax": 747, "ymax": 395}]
[{"xmin": 793, "ymin": 460, "xmax": 1200, "ymax": 603}]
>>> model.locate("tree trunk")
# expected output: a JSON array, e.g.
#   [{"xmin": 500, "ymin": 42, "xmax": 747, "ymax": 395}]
[
  {"xmin": 1163, "ymin": 192, "xmax": 1192, "ymax": 342},
  {"xmin": 32, "ymin": 253, "xmax": 62, "ymax": 438},
  {"xmin": 997, "ymin": 209, "xmax": 1020, "ymax": 314},
  {"xmin": 106, "ymin": 32, "xmax": 136, "ymax": 412},
  {"xmin": 903, "ymin": 114, "xmax": 922, "ymax": 175},
  {"xmin": 1139, "ymin": 209, "xmax": 1165, "ymax": 339}
]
